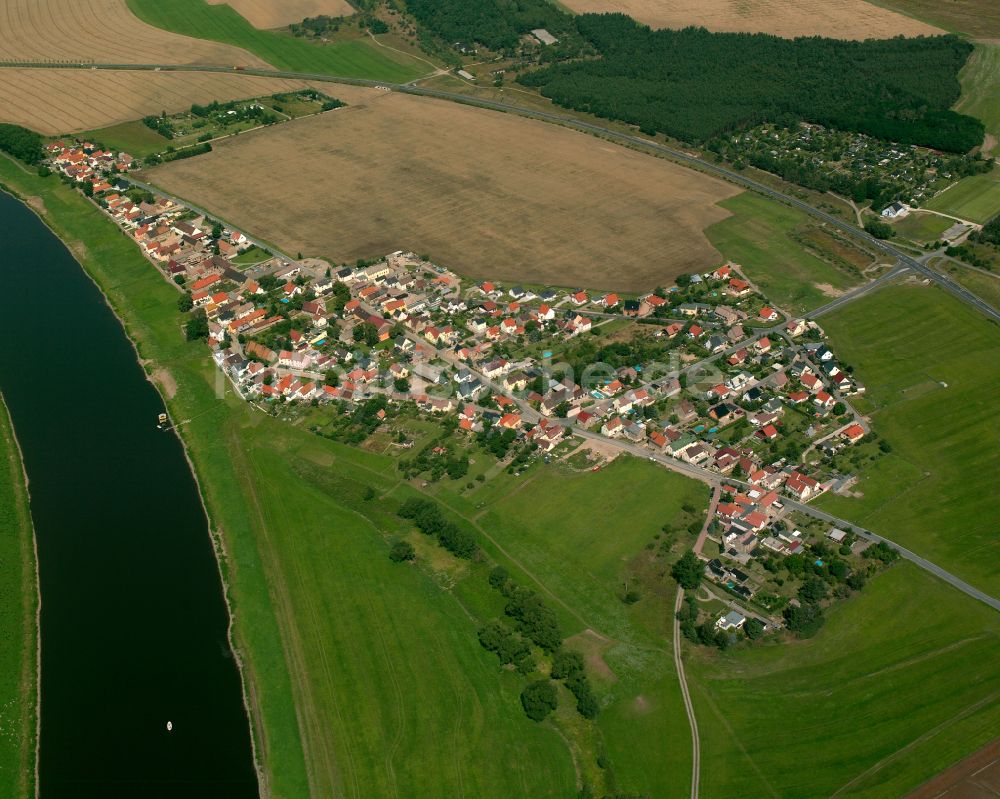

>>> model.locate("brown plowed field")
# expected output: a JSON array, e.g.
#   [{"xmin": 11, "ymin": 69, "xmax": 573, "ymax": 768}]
[
  {"xmin": 207, "ymin": 0, "xmax": 355, "ymax": 29},
  {"xmin": 145, "ymin": 91, "xmax": 741, "ymax": 291},
  {"xmin": 0, "ymin": 0, "xmax": 264, "ymax": 66},
  {"xmin": 560, "ymin": 0, "xmax": 942, "ymax": 40}
]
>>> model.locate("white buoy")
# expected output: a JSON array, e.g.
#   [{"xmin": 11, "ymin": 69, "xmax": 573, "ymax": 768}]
[{"xmin": 166, "ymin": 721, "xmax": 173, "ymax": 732}]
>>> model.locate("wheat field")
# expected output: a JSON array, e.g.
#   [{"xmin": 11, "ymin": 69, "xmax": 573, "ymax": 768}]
[
  {"xmin": 0, "ymin": 0, "xmax": 264, "ymax": 65},
  {"xmin": 561, "ymin": 0, "xmax": 942, "ymax": 40}
]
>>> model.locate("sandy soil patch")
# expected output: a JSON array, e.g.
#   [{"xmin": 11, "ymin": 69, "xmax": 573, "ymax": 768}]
[
  {"xmin": 560, "ymin": 0, "xmax": 942, "ymax": 40},
  {"xmin": 152, "ymin": 367, "xmax": 178, "ymax": 399},
  {"xmin": 146, "ymin": 92, "xmax": 740, "ymax": 291},
  {"xmin": 209, "ymin": 0, "xmax": 354, "ymax": 29},
  {"xmin": 0, "ymin": 70, "xmax": 327, "ymax": 135},
  {"xmin": 0, "ymin": 0, "xmax": 264, "ymax": 66},
  {"xmin": 815, "ymin": 282, "xmax": 846, "ymax": 298}
]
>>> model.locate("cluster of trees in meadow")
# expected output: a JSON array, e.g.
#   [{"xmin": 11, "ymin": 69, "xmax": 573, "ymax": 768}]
[
  {"xmin": 486, "ymin": 566, "xmax": 599, "ymax": 720},
  {"xmin": 397, "ymin": 496, "xmax": 479, "ymax": 558},
  {"xmin": 973, "ymin": 214, "xmax": 1000, "ymax": 247},
  {"xmin": 517, "ymin": 14, "xmax": 983, "ymax": 152},
  {"xmin": 0, "ymin": 124, "xmax": 44, "ymax": 165}
]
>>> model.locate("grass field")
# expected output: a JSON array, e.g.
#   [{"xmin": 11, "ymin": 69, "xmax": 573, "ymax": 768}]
[
  {"xmin": 939, "ymin": 261, "xmax": 1000, "ymax": 312},
  {"xmin": 559, "ymin": 0, "xmax": 941, "ymax": 39},
  {"xmin": 925, "ymin": 170, "xmax": 1000, "ymax": 224},
  {"xmin": 957, "ymin": 43, "xmax": 1000, "ymax": 156},
  {"xmin": 705, "ymin": 192, "xmax": 864, "ymax": 313},
  {"xmin": 689, "ymin": 562, "xmax": 1000, "ymax": 798},
  {"xmin": 0, "ymin": 69, "xmax": 321, "ymax": 136},
  {"xmin": 416, "ymin": 455, "xmax": 709, "ymax": 797},
  {"xmin": 890, "ymin": 211, "xmax": 955, "ymax": 244},
  {"xmin": 0, "ymin": 0, "xmax": 265, "ymax": 66},
  {"xmin": 871, "ymin": 0, "xmax": 1000, "ymax": 38},
  {"xmin": 818, "ymin": 282, "xmax": 1000, "ymax": 596},
  {"xmin": 208, "ymin": 0, "xmax": 353, "ymax": 29},
  {"xmin": 145, "ymin": 92, "xmax": 741, "ymax": 291},
  {"xmin": 0, "ymin": 394, "xmax": 37, "ymax": 799},
  {"xmin": 126, "ymin": 0, "xmax": 429, "ymax": 81}
]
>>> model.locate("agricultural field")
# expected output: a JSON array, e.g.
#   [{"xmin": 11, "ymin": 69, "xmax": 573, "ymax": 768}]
[
  {"xmin": 559, "ymin": 0, "xmax": 941, "ymax": 40},
  {"xmin": 0, "ymin": 0, "xmax": 264, "ymax": 66},
  {"xmin": 872, "ymin": 0, "xmax": 1000, "ymax": 38},
  {"xmin": 924, "ymin": 169, "xmax": 1000, "ymax": 224},
  {"xmin": 0, "ymin": 69, "xmax": 323, "ymax": 137},
  {"xmin": 206, "ymin": 0, "xmax": 354, "ymax": 29},
  {"xmin": 689, "ymin": 562, "xmax": 1000, "ymax": 798},
  {"xmin": 956, "ymin": 43, "xmax": 1000, "ymax": 156},
  {"xmin": 144, "ymin": 92, "xmax": 742, "ymax": 291},
  {"xmin": 0, "ymin": 395, "xmax": 37, "ymax": 799},
  {"xmin": 704, "ymin": 192, "xmax": 866, "ymax": 313},
  {"xmin": 818, "ymin": 283, "xmax": 1000, "ymax": 596},
  {"xmin": 126, "ymin": 0, "xmax": 430, "ymax": 81}
]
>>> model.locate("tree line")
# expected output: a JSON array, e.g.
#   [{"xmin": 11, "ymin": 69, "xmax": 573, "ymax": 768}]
[
  {"xmin": 406, "ymin": 0, "xmax": 577, "ymax": 51},
  {"xmin": 517, "ymin": 14, "xmax": 983, "ymax": 152}
]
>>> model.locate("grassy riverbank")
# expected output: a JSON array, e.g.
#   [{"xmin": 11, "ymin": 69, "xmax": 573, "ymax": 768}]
[
  {"xmin": 0, "ymin": 394, "xmax": 37, "ymax": 799},
  {"xmin": 0, "ymin": 160, "xmax": 579, "ymax": 796}
]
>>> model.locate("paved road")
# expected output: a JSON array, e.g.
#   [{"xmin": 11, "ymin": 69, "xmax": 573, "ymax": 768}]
[
  {"xmin": 673, "ymin": 587, "xmax": 701, "ymax": 799},
  {"xmin": 15, "ymin": 60, "xmax": 1000, "ymax": 324}
]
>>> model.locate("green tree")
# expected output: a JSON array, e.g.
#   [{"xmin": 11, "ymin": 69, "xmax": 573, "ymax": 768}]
[
  {"xmin": 520, "ymin": 680, "xmax": 558, "ymax": 722},
  {"xmin": 671, "ymin": 550, "xmax": 703, "ymax": 589},
  {"xmin": 389, "ymin": 540, "xmax": 415, "ymax": 562}
]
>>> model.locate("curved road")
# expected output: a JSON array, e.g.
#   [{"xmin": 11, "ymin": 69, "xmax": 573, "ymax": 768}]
[{"xmin": 5, "ymin": 60, "xmax": 1000, "ymax": 324}]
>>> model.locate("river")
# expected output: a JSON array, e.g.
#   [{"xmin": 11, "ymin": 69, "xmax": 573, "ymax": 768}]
[{"xmin": 0, "ymin": 189, "xmax": 258, "ymax": 796}]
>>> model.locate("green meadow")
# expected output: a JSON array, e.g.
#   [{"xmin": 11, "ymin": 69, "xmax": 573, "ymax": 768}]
[
  {"xmin": 924, "ymin": 169, "xmax": 1000, "ymax": 224},
  {"xmin": 706, "ymin": 192, "xmax": 863, "ymax": 313},
  {"xmin": 891, "ymin": 211, "xmax": 954, "ymax": 244},
  {"xmin": 819, "ymin": 283, "xmax": 1000, "ymax": 595},
  {"xmin": 0, "ymin": 395, "xmax": 36, "ymax": 799},
  {"xmin": 689, "ymin": 562, "xmax": 1000, "ymax": 798},
  {"xmin": 126, "ymin": 0, "xmax": 428, "ymax": 82}
]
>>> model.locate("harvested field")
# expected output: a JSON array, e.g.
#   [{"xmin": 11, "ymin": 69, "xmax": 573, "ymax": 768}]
[
  {"xmin": 0, "ymin": 69, "xmax": 343, "ymax": 135},
  {"xmin": 208, "ymin": 0, "xmax": 354, "ymax": 29},
  {"xmin": 560, "ymin": 0, "xmax": 942, "ymax": 39},
  {"xmin": 145, "ymin": 92, "xmax": 740, "ymax": 290},
  {"xmin": 0, "ymin": 0, "xmax": 264, "ymax": 66}
]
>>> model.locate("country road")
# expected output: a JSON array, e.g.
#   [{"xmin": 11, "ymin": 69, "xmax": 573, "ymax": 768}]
[
  {"xmin": 5, "ymin": 60, "xmax": 999, "ymax": 325},
  {"xmin": 673, "ymin": 587, "xmax": 700, "ymax": 799}
]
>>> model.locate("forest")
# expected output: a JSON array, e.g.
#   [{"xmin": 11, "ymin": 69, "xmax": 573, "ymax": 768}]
[
  {"xmin": 0, "ymin": 124, "xmax": 44, "ymax": 165},
  {"xmin": 517, "ymin": 14, "xmax": 983, "ymax": 152}
]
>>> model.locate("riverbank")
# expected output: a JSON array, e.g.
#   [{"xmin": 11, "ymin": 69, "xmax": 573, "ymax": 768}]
[
  {"xmin": 0, "ymin": 156, "xmax": 306, "ymax": 795},
  {"xmin": 0, "ymin": 392, "xmax": 38, "ymax": 799}
]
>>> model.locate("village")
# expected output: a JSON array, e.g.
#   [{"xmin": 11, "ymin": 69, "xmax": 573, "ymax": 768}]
[{"xmin": 45, "ymin": 139, "xmax": 900, "ymax": 639}]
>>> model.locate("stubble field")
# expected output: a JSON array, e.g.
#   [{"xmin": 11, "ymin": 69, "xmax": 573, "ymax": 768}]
[
  {"xmin": 0, "ymin": 70, "xmax": 345, "ymax": 135},
  {"xmin": 558, "ymin": 0, "xmax": 941, "ymax": 40},
  {"xmin": 0, "ymin": 0, "xmax": 262, "ymax": 66},
  {"xmin": 207, "ymin": 0, "xmax": 354, "ymax": 29},
  {"xmin": 145, "ymin": 92, "xmax": 741, "ymax": 291}
]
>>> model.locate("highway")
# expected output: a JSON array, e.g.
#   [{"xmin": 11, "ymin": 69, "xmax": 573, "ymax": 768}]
[{"xmin": 7, "ymin": 60, "xmax": 1000, "ymax": 324}]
